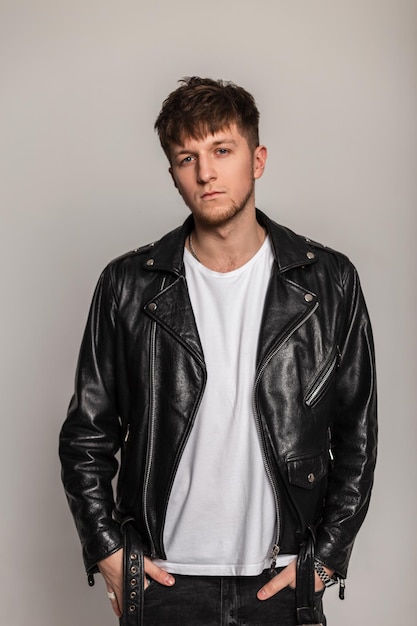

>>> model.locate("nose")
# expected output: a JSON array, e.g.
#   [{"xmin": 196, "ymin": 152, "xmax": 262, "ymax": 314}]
[{"xmin": 196, "ymin": 156, "xmax": 216, "ymax": 184}]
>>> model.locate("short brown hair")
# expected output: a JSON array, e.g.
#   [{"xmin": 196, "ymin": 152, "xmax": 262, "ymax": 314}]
[{"xmin": 154, "ymin": 77, "xmax": 260, "ymax": 160}]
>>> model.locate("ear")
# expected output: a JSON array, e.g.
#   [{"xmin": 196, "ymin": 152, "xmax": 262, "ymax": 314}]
[
  {"xmin": 169, "ymin": 166, "xmax": 179, "ymax": 190},
  {"xmin": 253, "ymin": 145, "xmax": 267, "ymax": 180}
]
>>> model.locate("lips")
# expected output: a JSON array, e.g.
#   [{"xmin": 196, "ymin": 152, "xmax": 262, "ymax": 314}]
[{"xmin": 201, "ymin": 191, "xmax": 224, "ymax": 200}]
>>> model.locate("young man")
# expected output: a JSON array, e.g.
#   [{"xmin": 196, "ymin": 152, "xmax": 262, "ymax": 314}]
[{"xmin": 59, "ymin": 77, "xmax": 377, "ymax": 626}]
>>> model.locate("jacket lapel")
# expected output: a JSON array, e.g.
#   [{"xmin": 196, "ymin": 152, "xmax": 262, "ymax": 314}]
[
  {"xmin": 145, "ymin": 274, "xmax": 205, "ymax": 365},
  {"xmin": 256, "ymin": 266, "xmax": 318, "ymax": 370},
  {"xmin": 255, "ymin": 210, "xmax": 319, "ymax": 369}
]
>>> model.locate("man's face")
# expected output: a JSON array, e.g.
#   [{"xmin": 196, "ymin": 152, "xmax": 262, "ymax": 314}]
[{"xmin": 169, "ymin": 124, "xmax": 266, "ymax": 228}]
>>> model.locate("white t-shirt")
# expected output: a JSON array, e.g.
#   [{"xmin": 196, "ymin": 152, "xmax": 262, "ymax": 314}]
[{"xmin": 153, "ymin": 237, "xmax": 293, "ymax": 575}]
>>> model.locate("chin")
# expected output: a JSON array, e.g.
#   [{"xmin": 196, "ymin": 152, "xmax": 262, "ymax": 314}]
[{"xmin": 191, "ymin": 203, "xmax": 246, "ymax": 228}]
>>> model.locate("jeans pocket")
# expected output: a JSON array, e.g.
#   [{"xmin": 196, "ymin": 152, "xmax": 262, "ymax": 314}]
[{"xmin": 144, "ymin": 578, "xmax": 158, "ymax": 594}]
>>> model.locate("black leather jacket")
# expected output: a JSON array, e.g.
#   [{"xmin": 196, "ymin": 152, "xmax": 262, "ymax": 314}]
[{"xmin": 59, "ymin": 210, "xmax": 377, "ymax": 582}]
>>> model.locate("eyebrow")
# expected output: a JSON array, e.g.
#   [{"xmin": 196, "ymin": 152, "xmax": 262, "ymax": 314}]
[{"xmin": 173, "ymin": 138, "xmax": 238, "ymax": 157}]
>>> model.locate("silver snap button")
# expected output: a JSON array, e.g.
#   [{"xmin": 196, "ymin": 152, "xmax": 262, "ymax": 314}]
[
  {"xmin": 304, "ymin": 293, "xmax": 314, "ymax": 303},
  {"xmin": 130, "ymin": 591, "xmax": 137, "ymax": 599},
  {"xmin": 130, "ymin": 578, "xmax": 137, "ymax": 586},
  {"xmin": 130, "ymin": 553, "xmax": 138, "ymax": 560},
  {"xmin": 306, "ymin": 251, "xmax": 315, "ymax": 260},
  {"xmin": 129, "ymin": 605, "xmax": 136, "ymax": 613},
  {"xmin": 146, "ymin": 258, "xmax": 155, "ymax": 266},
  {"xmin": 130, "ymin": 566, "xmax": 138, "ymax": 574},
  {"xmin": 308, "ymin": 473, "xmax": 315, "ymax": 483},
  {"xmin": 147, "ymin": 302, "xmax": 157, "ymax": 312}
]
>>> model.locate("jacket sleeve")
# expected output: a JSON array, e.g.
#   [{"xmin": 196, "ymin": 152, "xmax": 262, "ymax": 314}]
[
  {"xmin": 59, "ymin": 265, "xmax": 123, "ymax": 573},
  {"xmin": 315, "ymin": 260, "xmax": 377, "ymax": 578}
]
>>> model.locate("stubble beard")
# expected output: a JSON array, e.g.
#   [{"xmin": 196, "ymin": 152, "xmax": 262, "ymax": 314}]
[{"xmin": 189, "ymin": 181, "xmax": 255, "ymax": 229}]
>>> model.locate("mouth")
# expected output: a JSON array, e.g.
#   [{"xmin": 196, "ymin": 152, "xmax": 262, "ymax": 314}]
[{"xmin": 201, "ymin": 191, "xmax": 224, "ymax": 200}]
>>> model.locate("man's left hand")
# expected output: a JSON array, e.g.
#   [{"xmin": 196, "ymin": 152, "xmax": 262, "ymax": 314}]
[{"xmin": 257, "ymin": 559, "xmax": 333, "ymax": 600}]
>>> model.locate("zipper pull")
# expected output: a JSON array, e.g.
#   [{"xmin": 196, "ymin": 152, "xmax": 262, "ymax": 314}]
[
  {"xmin": 270, "ymin": 544, "xmax": 280, "ymax": 571},
  {"xmin": 339, "ymin": 578, "xmax": 345, "ymax": 600},
  {"xmin": 327, "ymin": 426, "xmax": 335, "ymax": 469}
]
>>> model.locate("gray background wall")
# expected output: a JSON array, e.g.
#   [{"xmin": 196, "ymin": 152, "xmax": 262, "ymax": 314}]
[{"xmin": 1, "ymin": 1, "xmax": 416, "ymax": 624}]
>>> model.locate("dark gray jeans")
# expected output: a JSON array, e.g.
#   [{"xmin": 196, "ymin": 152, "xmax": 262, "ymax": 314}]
[{"xmin": 142, "ymin": 567, "xmax": 326, "ymax": 626}]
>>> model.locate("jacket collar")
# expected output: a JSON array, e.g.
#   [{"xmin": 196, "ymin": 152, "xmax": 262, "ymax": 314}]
[
  {"xmin": 256, "ymin": 210, "xmax": 318, "ymax": 272},
  {"xmin": 142, "ymin": 209, "xmax": 318, "ymax": 275}
]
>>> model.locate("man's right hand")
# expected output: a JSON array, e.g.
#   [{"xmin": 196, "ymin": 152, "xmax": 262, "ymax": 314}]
[{"xmin": 98, "ymin": 549, "xmax": 175, "ymax": 618}]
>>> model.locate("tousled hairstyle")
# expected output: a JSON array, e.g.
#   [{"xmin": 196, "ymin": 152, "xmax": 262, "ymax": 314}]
[{"xmin": 154, "ymin": 77, "xmax": 260, "ymax": 160}]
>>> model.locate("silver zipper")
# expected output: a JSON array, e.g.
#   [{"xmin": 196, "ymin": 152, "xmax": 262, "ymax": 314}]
[
  {"xmin": 142, "ymin": 276, "xmax": 208, "ymax": 559},
  {"xmin": 143, "ymin": 276, "xmax": 166, "ymax": 557},
  {"xmin": 252, "ymin": 301, "xmax": 319, "ymax": 567},
  {"xmin": 270, "ymin": 543, "xmax": 281, "ymax": 570},
  {"xmin": 305, "ymin": 348, "xmax": 339, "ymax": 408},
  {"xmin": 158, "ymin": 361, "xmax": 207, "ymax": 556},
  {"xmin": 328, "ymin": 426, "xmax": 335, "ymax": 464}
]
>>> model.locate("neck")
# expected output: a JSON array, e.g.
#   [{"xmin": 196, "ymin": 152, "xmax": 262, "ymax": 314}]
[{"xmin": 187, "ymin": 211, "xmax": 266, "ymax": 273}]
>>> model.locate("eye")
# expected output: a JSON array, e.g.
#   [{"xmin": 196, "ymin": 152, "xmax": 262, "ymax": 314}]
[
  {"xmin": 216, "ymin": 148, "xmax": 229, "ymax": 156},
  {"xmin": 180, "ymin": 155, "xmax": 195, "ymax": 166}
]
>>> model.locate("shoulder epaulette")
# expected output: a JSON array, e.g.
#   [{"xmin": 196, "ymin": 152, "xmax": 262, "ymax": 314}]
[
  {"xmin": 109, "ymin": 240, "xmax": 158, "ymax": 266},
  {"xmin": 131, "ymin": 241, "xmax": 157, "ymax": 255},
  {"xmin": 303, "ymin": 236, "xmax": 326, "ymax": 250},
  {"xmin": 304, "ymin": 236, "xmax": 350, "ymax": 263}
]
